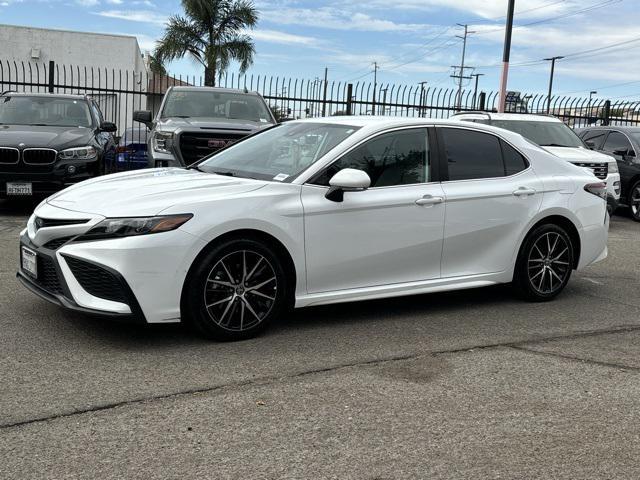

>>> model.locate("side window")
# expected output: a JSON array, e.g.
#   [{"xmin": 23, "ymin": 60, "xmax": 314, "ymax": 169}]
[
  {"xmin": 501, "ymin": 141, "xmax": 528, "ymax": 175},
  {"xmin": 603, "ymin": 131, "xmax": 632, "ymax": 154},
  {"xmin": 441, "ymin": 128, "xmax": 505, "ymax": 181},
  {"xmin": 311, "ymin": 129, "xmax": 429, "ymax": 187},
  {"xmin": 581, "ymin": 130, "xmax": 607, "ymax": 150}
]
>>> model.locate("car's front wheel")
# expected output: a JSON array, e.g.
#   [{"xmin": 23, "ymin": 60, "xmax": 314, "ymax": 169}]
[
  {"xmin": 514, "ymin": 224, "xmax": 574, "ymax": 301},
  {"xmin": 183, "ymin": 238, "xmax": 289, "ymax": 341},
  {"xmin": 629, "ymin": 180, "xmax": 640, "ymax": 222}
]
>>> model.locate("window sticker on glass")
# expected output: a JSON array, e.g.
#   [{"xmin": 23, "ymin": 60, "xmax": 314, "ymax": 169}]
[{"xmin": 273, "ymin": 173, "xmax": 289, "ymax": 181}]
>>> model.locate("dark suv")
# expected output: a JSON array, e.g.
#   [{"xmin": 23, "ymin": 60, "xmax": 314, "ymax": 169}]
[
  {"xmin": 577, "ymin": 126, "xmax": 640, "ymax": 221},
  {"xmin": 0, "ymin": 92, "xmax": 117, "ymax": 198}
]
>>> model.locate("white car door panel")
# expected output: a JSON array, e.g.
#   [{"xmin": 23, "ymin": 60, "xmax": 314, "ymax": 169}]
[
  {"xmin": 438, "ymin": 126, "xmax": 543, "ymax": 278},
  {"xmin": 302, "ymin": 183, "xmax": 446, "ymax": 293},
  {"xmin": 440, "ymin": 172, "xmax": 543, "ymax": 277}
]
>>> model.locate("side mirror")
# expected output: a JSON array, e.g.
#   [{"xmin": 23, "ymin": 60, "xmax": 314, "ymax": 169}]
[
  {"xmin": 133, "ymin": 110, "xmax": 153, "ymax": 128},
  {"xmin": 613, "ymin": 148, "xmax": 631, "ymax": 158},
  {"xmin": 325, "ymin": 168, "xmax": 371, "ymax": 202},
  {"xmin": 99, "ymin": 121, "xmax": 117, "ymax": 133}
]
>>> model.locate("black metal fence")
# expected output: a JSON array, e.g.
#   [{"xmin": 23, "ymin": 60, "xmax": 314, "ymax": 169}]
[{"xmin": 2, "ymin": 59, "xmax": 639, "ymax": 137}]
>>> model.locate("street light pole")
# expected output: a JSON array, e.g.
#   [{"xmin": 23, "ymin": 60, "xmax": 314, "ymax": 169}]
[
  {"xmin": 544, "ymin": 56, "xmax": 564, "ymax": 114},
  {"xmin": 497, "ymin": 0, "xmax": 516, "ymax": 113},
  {"xmin": 589, "ymin": 90, "xmax": 597, "ymax": 120}
]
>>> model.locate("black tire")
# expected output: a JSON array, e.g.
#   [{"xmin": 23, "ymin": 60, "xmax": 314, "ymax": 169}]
[
  {"xmin": 513, "ymin": 223, "xmax": 574, "ymax": 302},
  {"xmin": 629, "ymin": 180, "xmax": 640, "ymax": 222},
  {"xmin": 183, "ymin": 238, "xmax": 290, "ymax": 341}
]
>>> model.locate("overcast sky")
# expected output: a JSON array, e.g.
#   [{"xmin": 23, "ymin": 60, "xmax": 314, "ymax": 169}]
[{"xmin": 1, "ymin": 0, "xmax": 639, "ymax": 100}]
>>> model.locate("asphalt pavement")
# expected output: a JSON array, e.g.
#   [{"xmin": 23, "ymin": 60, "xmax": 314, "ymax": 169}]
[{"xmin": 0, "ymin": 198, "xmax": 639, "ymax": 479}]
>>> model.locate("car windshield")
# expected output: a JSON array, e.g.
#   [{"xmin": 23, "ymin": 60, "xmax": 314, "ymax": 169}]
[
  {"xmin": 198, "ymin": 122, "xmax": 360, "ymax": 181},
  {"xmin": 0, "ymin": 96, "xmax": 92, "ymax": 127},
  {"xmin": 161, "ymin": 90, "xmax": 274, "ymax": 123},
  {"xmin": 477, "ymin": 119, "xmax": 585, "ymax": 148}
]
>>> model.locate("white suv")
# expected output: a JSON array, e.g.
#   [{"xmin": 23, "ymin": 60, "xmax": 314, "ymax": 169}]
[{"xmin": 453, "ymin": 113, "xmax": 621, "ymax": 212}]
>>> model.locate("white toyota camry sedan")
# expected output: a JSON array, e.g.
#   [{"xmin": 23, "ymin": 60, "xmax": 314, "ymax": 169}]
[{"xmin": 18, "ymin": 117, "xmax": 609, "ymax": 341}]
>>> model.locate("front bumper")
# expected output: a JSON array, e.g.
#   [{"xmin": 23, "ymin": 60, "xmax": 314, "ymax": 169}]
[
  {"xmin": 18, "ymin": 233, "xmax": 146, "ymax": 322},
  {"xmin": 0, "ymin": 159, "xmax": 101, "ymax": 197}
]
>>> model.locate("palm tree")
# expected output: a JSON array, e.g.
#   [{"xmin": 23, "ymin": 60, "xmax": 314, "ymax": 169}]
[{"xmin": 154, "ymin": 0, "xmax": 258, "ymax": 86}]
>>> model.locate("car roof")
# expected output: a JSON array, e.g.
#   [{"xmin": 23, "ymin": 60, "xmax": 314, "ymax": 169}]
[
  {"xmin": 168, "ymin": 86, "xmax": 263, "ymax": 96},
  {"xmin": 453, "ymin": 112, "xmax": 561, "ymax": 123},
  {"xmin": 580, "ymin": 125, "xmax": 640, "ymax": 133},
  {"xmin": 0, "ymin": 91, "xmax": 89, "ymax": 101},
  {"xmin": 286, "ymin": 116, "xmax": 534, "ymax": 146}
]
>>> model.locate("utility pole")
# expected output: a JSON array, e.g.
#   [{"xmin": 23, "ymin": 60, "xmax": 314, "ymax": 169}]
[
  {"xmin": 497, "ymin": 0, "xmax": 516, "ymax": 113},
  {"xmin": 471, "ymin": 73, "xmax": 484, "ymax": 110},
  {"xmin": 321, "ymin": 67, "xmax": 328, "ymax": 117},
  {"xmin": 418, "ymin": 81, "xmax": 428, "ymax": 118},
  {"xmin": 452, "ymin": 24, "xmax": 475, "ymax": 110},
  {"xmin": 372, "ymin": 62, "xmax": 379, "ymax": 116},
  {"xmin": 544, "ymin": 56, "xmax": 563, "ymax": 114}
]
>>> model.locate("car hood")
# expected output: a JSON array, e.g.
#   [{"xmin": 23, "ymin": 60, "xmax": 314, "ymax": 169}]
[
  {"xmin": 46, "ymin": 168, "xmax": 268, "ymax": 217},
  {"xmin": 156, "ymin": 117, "xmax": 273, "ymax": 133},
  {"xmin": 0, "ymin": 125, "xmax": 94, "ymax": 149},
  {"xmin": 543, "ymin": 146, "xmax": 614, "ymax": 163}
]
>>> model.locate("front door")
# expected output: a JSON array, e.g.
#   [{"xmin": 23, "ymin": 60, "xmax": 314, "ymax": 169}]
[{"xmin": 301, "ymin": 127, "xmax": 445, "ymax": 294}]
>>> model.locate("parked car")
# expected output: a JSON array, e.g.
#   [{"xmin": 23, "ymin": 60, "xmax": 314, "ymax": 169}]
[
  {"xmin": 115, "ymin": 127, "xmax": 149, "ymax": 171},
  {"xmin": 18, "ymin": 117, "xmax": 608, "ymax": 341},
  {"xmin": 576, "ymin": 126, "xmax": 640, "ymax": 222},
  {"xmin": 133, "ymin": 86, "xmax": 276, "ymax": 168},
  {"xmin": 0, "ymin": 92, "xmax": 117, "ymax": 198},
  {"xmin": 452, "ymin": 112, "xmax": 621, "ymax": 213}
]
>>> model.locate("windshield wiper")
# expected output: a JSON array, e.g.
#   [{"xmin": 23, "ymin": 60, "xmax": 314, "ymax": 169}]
[
  {"xmin": 172, "ymin": 115, "xmax": 191, "ymax": 118},
  {"xmin": 185, "ymin": 164, "xmax": 204, "ymax": 172},
  {"xmin": 540, "ymin": 143, "xmax": 570, "ymax": 147},
  {"xmin": 29, "ymin": 123, "xmax": 49, "ymax": 126}
]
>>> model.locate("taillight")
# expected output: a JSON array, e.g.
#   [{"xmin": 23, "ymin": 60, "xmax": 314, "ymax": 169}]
[
  {"xmin": 115, "ymin": 146, "xmax": 133, "ymax": 154},
  {"xmin": 584, "ymin": 182, "xmax": 607, "ymax": 200}
]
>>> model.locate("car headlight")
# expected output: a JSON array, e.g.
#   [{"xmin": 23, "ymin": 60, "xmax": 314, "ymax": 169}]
[
  {"xmin": 78, "ymin": 214, "xmax": 192, "ymax": 240},
  {"xmin": 152, "ymin": 131, "xmax": 174, "ymax": 154},
  {"xmin": 59, "ymin": 146, "xmax": 97, "ymax": 160},
  {"xmin": 608, "ymin": 160, "xmax": 619, "ymax": 174}
]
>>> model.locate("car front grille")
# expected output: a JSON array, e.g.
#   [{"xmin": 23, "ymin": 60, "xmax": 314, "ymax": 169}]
[
  {"xmin": 64, "ymin": 256, "xmax": 128, "ymax": 304},
  {"xmin": 0, "ymin": 147, "xmax": 19, "ymax": 164},
  {"xmin": 178, "ymin": 131, "xmax": 248, "ymax": 164},
  {"xmin": 23, "ymin": 149, "xmax": 57, "ymax": 165},
  {"xmin": 36, "ymin": 255, "xmax": 63, "ymax": 294},
  {"xmin": 572, "ymin": 162, "xmax": 608, "ymax": 180},
  {"xmin": 34, "ymin": 217, "xmax": 89, "ymax": 231},
  {"xmin": 43, "ymin": 236, "xmax": 75, "ymax": 250}
]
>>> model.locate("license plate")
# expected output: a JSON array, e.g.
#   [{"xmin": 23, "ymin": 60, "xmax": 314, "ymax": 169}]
[
  {"xmin": 7, "ymin": 182, "xmax": 32, "ymax": 196},
  {"xmin": 21, "ymin": 247, "xmax": 37, "ymax": 278}
]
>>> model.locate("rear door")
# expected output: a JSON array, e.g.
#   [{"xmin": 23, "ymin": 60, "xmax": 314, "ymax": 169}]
[{"xmin": 437, "ymin": 126, "xmax": 543, "ymax": 278}]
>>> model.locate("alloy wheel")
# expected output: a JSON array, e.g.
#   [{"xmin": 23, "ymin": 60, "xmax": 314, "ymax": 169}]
[
  {"xmin": 527, "ymin": 232, "xmax": 571, "ymax": 295},
  {"xmin": 631, "ymin": 185, "xmax": 640, "ymax": 219},
  {"xmin": 203, "ymin": 250, "xmax": 278, "ymax": 332}
]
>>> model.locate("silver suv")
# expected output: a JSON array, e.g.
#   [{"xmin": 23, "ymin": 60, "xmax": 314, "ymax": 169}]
[{"xmin": 133, "ymin": 86, "xmax": 276, "ymax": 167}]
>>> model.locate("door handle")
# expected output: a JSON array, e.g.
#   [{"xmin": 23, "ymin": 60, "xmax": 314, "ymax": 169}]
[
  {"xmin": 415, "ymin": 195, "xmax": 444, "ymax": 206},
  {"xmin": 513, "ymin": 187, "xmax": 536, "ymax": 197}
]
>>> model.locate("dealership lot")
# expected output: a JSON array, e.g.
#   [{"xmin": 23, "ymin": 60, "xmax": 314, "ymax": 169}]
[{"xmin": 0, "ymin": 200, "xmax": 639, "ymax": 478}]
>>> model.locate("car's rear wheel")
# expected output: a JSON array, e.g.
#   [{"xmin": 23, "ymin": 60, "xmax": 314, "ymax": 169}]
[
  {"xmin": 514, "ymin": 224, "xmax": 574, "ymax": 301},
  {"xmin": 629, "ymin": 180, "xmax": 640, "ymax": 222},
  {"xmin": 183, "ymin": 238, "xmax": 289, "ymax": 341}
]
